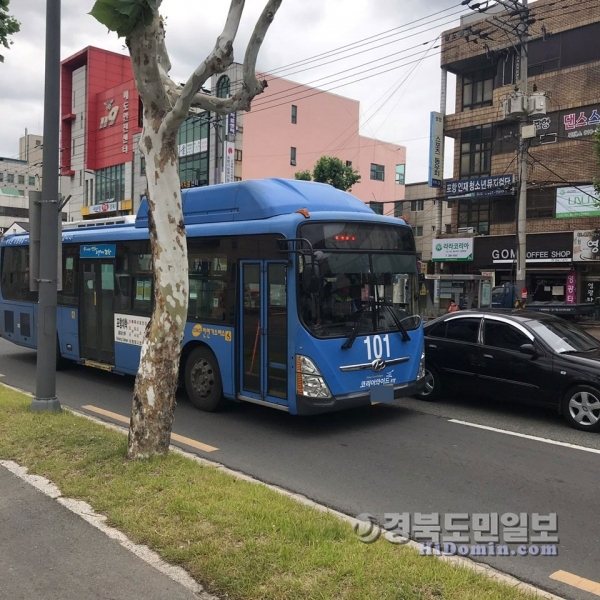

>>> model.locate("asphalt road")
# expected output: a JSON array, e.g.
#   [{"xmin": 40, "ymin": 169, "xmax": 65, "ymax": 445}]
[{"xmin": 1, "ymin": 337, "xmax": 599, "ymax": 600}]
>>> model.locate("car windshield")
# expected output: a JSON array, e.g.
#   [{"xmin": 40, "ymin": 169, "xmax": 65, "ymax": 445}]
[
  {"xmin": 528, "ymin": 319, "xmax": 600, "ymax": 353},
  {"xmin": 298, "ymin": 250, "xmax": 420, "ymax": 339}
]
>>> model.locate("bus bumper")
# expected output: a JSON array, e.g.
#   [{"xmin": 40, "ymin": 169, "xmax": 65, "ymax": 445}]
[{"xmin": 295, "ymin": 377, "xmax": 427, "ymax": 415}]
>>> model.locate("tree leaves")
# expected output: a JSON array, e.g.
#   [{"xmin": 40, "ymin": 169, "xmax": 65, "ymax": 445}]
[
  {"xmin": 89, "ymin": 0, "xmax": 157, "ymax": 38},
  {"xmin": 297, "ymin": 156, "xmax": 361, "ymax": 192},
  {"xmin": 0, "ymin": 0, "xmax": 20, "ymax": 63}
]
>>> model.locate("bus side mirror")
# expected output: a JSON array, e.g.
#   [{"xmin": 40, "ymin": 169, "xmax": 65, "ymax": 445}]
[{"xmin": 301, "ymin": 261, "xmax": 321, "ymax": 294}]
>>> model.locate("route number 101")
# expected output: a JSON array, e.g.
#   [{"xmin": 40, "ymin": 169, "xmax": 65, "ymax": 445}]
[{"xmin": 363, "ymin": 334, "xmax": 391, "ymax": 360}]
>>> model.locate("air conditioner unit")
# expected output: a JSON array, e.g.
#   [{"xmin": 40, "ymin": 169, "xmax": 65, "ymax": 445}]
[{"xmin": 458, "ymin": 227, "xmax": 476, "ymax": 234}]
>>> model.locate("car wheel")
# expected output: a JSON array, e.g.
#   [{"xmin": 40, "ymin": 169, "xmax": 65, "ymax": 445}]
[
  {"xmin": 184, "ymin": 346, "xmax": 224, "ymax": 412},
  {"xmin": 562, "ymin": 385, "xmax": 600, "ymax": 432},
  {"xmin": 416, "ymin": 365, "xmax": 441, "ymax": 401}
]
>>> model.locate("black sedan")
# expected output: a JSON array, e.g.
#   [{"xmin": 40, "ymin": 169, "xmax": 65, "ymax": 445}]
[{"xmin": 416, "ymin": 310, "xmax": 600, "ymax": 432}]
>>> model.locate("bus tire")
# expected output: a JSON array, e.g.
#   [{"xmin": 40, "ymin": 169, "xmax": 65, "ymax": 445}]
[{"xmin": 184, "ymin": 346, "xmax": 224, "ymax": 412}]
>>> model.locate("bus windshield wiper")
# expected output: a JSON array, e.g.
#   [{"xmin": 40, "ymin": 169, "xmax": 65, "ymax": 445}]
[
  {"xmin": 377, "ymin": 300, "xmax": 411, "ymax": 342},
  {"xmin": 341, "ymin": 308, "xmax": 365, "ymax": 350}
]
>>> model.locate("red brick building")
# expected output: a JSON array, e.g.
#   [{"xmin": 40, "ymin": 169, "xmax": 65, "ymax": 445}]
[{"xmin": 439, "ymin": 0, "xmax": 600, "ymax": 309}]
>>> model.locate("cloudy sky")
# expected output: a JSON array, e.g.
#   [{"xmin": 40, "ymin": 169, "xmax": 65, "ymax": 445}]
[{"xmin": 0, "ymin": 0, "xmax": 480, "ymax": 183}]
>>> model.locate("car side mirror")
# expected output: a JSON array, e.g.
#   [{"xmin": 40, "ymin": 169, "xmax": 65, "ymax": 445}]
[{"xmin": 519, "ymin": 343, "xmax": 537, "ymax": 357}]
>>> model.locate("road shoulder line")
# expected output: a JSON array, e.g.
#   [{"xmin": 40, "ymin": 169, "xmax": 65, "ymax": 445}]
[{"xmin": 449, "ymin": 419, "xmax": 600, "ymax": 455}]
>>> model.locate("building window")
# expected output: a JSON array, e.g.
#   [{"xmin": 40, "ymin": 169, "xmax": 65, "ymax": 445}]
[
  {"xmin": 95, "ymin": 163, "xmax": 126, "ymax": 204},
  {"xmin": 346, "ymin": 160, "xmax": 352, "ymax": 167},
  {"xmin": 458, "ymin": 199, "xmax": 490, "ymax": 234},
  {"xmin": 370, "ymin": 202, "xmax": 383, "ymax": 215},
  {"xmin": 395, "ymin": 164, "xmax": 405, "ymax": 185},
  {"xmin": 17, "ymin": 175, "xmax": 24, "ymax": 185},
  {"xmin": 235, "ymin": 149, "xmax": 243, "ymax": 161},
  {"xmin": 527, "ymin": 187, "xmax": 555, "ymax": 219},
  {"xmin": 28, "ymin": 176, "xmax": 35, "ymax": 186},
  {"xmin": 234, "ymin": 176, "xmax": 242, "ymax": 182},
  {"xmin": 7, "ymin": 173, "xmax": 14, "ymax": 183},
  {"xmin": 370, "ymin": 163, "xmax": 385, "ymax": 181},
  {"xmin": 462, "ymin": 67, "xmax": 494, "ymax": 111},
  {"xmin": 413, "ymin": 225, "xmax": 423, "ymax": 237},
  {"xmin": 179, "ymin": 152, "xmax": 209, "ymax": 188},
  {"xmin": 0, "ymin": 173, "xmax": 3, "ymax": 182},
  {"xmin": 291, "ymin": 105, "xmax": 297, "ymax": 124},
  {"xmin": 216, "ymin": 75, "xmax": 230, "ymax": 99},
  {"xmin": 290, "ymin": 147, "xmax": 297, "ymax": 166},
  {"xmin": 445, "ymin": 223, "xmax": 452, "ymax": 234},
  {"xmin": 18, "ymin": 190, "xmax": 24, "ymax": 196},
  {"xmin": 140, "ymin": 157, "xmax": 145, "ymax": 176},
  {"xmin": 410, "ymin": 200, "xmax": 424, "ymax": 212},
  {"xmin": 394, "ymin": 201, "xmax": 404, "ymax": 217},
  {"xmin": 460, "ymin": 125, "xmax": 492, "ymax": 178},
  {"xmin": 35, "ymin": 139, "xmax": 41, "ymax": 147}
]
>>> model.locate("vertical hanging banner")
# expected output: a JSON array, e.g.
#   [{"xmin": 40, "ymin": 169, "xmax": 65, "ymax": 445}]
[
  {"xmin": 566, "ymin": 270, "xmax": 577, "ymax": 304},
  {"xmin": 223, "ymin": 141, "xmax": 235, "ymax": 183},
  {"xmin": 428, "ymin": 111, "xmax": 444, "ymax": 188}
]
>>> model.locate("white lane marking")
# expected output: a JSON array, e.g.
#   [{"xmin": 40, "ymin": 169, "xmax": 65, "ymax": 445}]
[{"xmin": 449, "ymin": 419, "xmax": 600, "ymax": 455}]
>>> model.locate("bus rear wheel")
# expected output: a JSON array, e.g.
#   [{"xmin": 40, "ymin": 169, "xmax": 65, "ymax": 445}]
[{"xmin": 184, "ymin": 346, "xmax": 224, "ymax": 411}]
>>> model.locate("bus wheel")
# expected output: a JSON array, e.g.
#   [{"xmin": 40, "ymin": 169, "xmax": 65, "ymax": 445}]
[{"xmin": 184, "ymin": 346, "xmax": 224, "ymax": 411}]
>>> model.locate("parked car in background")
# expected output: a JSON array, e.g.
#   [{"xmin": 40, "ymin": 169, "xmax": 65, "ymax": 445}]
[{"xmin": 417, "ymin": 310, "xmax": 600, "ymax": 432}]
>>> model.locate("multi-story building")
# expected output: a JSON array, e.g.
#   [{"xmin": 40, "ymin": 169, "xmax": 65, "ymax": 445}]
[
  {"xmin": 59, "ymin": 46, "xmax": 406, "ymax": 223},
  {"xmin": 439, "ymin": 0, "xmax": 600, "ymax": 309},
  {"xmin": 404, "ymin": 182, "xmax": 452, "ymax": 265},
  {"xmin": 0, "ymin": 134, "xmax": 44, "ymax": 234}
]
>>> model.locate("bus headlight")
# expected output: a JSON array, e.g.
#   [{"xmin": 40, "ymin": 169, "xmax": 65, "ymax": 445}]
[
  {"xmin": 417, "ymin": 348, "xmax": 426, "ymax": 380},
  {"xmin": 296, "ymin": 355, "xmax": 332, "ymax": 398}
]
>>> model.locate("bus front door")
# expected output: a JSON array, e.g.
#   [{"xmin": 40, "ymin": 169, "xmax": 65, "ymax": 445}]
[
  {"xmin": 239, "ymin": 261, "xmax": 288, "ymax": 408},
  {"xmin": 80, "ymin": 259, "xmax": 115, "ymax": 365}
]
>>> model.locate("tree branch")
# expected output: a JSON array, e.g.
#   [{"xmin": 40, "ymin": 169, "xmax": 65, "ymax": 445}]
[
  {"xmin": 164, "ymin": 0, "xmax": 282, "ymax": 131},
  {"xmin": 127, "ymin": 11, "xmax": 171, "ymax": 120}
]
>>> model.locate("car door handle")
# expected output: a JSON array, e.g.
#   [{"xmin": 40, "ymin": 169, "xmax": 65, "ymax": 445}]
[
  {"xmin": 483, "ymin": 354, "xmax": 493, "ymax": 359},
  {"xmin": 427, "ymin": 344, "xmax": 437, "ymax": 349}
]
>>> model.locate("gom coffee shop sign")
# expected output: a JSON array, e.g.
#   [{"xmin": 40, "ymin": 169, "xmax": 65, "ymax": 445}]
[{"xmin": 474, "ymin": 233, "xmax": 573, "ymax": 267}]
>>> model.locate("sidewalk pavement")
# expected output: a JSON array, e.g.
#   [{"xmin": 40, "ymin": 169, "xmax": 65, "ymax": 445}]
[{"xmin": 0, "ymin": 465, "xmax": 205, "ymax": 600}]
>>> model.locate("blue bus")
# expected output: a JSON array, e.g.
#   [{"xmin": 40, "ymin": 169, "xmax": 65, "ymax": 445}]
[{"xmin": 0, "ymin": 178, "xmax": 425, "ymax": 414}]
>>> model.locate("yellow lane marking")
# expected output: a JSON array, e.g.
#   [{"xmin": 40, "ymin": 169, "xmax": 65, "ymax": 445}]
[
  {"xmin": 81, "ymin": 405, "xmax": 219, "ymax": 453},
  {"xmin": 550, "ymin": 570, "xmax": 600, "ymax": 597}
]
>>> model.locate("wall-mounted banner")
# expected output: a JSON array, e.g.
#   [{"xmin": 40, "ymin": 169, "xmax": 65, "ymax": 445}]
[
  {"xmin": 431, "ymin": 238, "xmax": 473, "ymax": 262},
  {"xmin": 223, "ymin": 141, "xmax": 235, "ymax": 183},
  {"xmin": 445, "ymin": 174, "xmax": 514, "ymax": 197},
  {"xmin": 178, "ymin": 138, "xmax": 208, "ymax": 157},
  {"xmin": 556, "ymin": 185, "xmax": 600, "ymax": 218},
  {"xmin": 573, "ymin": 229, "xmax": 600, "ymax": 262},
  {"xmin": 428, "ymin": 111, "xmax": 444, "ymax": 188},
  {"xmin": 228, "ymin": 112, "xmax": 237, "ymax": 136}
]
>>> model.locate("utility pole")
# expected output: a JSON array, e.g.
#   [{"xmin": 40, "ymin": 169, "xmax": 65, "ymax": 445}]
[
  {"xmin": 515, "ymin": 0, "xmax": 529, "ymax": 302},
  {"xmin": 462, "ymin": 0, "xmax": 543, "ymax": 306},
  {"xmin": 31, "ymin": 0, "xmax": 61, "ymax": 412}
]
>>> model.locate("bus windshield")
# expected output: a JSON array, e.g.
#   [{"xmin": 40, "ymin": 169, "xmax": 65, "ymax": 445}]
[{"xmin": 298, "ymin": 222, "xmax": 421, "ymax": 339}]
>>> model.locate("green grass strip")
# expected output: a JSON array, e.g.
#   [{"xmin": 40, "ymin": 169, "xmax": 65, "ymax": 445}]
[{"xmin": 0, "ymin": 387, "xmax": 538, "ymax": 600}]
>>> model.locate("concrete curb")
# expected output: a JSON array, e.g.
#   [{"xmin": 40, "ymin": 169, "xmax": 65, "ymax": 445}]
[{"xmin": 3, "ymin": 383, "xmax": 566, "ymax": 600}]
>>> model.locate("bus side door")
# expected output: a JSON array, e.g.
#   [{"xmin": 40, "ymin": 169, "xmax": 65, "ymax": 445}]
[{"xmin": 239, "ymin": 261, "xmax": 288, "ymax": 407}]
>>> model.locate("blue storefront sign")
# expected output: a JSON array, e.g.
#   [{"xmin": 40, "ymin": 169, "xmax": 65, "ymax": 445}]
[
  {"xmin": 80, "ymin": 244, "xmax": 116, "ymax": 259},
  {"xmin": 445, "ymin": 174, "xmax": 514, "ymax": 197}
]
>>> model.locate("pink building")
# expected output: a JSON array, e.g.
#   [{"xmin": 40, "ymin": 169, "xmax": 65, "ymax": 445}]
[{"xmin": 241, "ymin": 74, "xmax": 406, "ymax": 215}]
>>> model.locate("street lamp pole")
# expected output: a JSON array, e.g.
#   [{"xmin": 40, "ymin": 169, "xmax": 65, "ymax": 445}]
[{"xmin": 31, "ymin": 0, "xmax": 61, "ymax": 412}]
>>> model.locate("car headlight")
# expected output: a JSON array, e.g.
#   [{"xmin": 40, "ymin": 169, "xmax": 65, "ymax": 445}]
[
  {"xmin": 296, "ymin": 355, "xmax": 332, "ymax": 398},
  {"xmin": 417, "ymin": 348, "xmax": 426, "ymax": 380}
]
